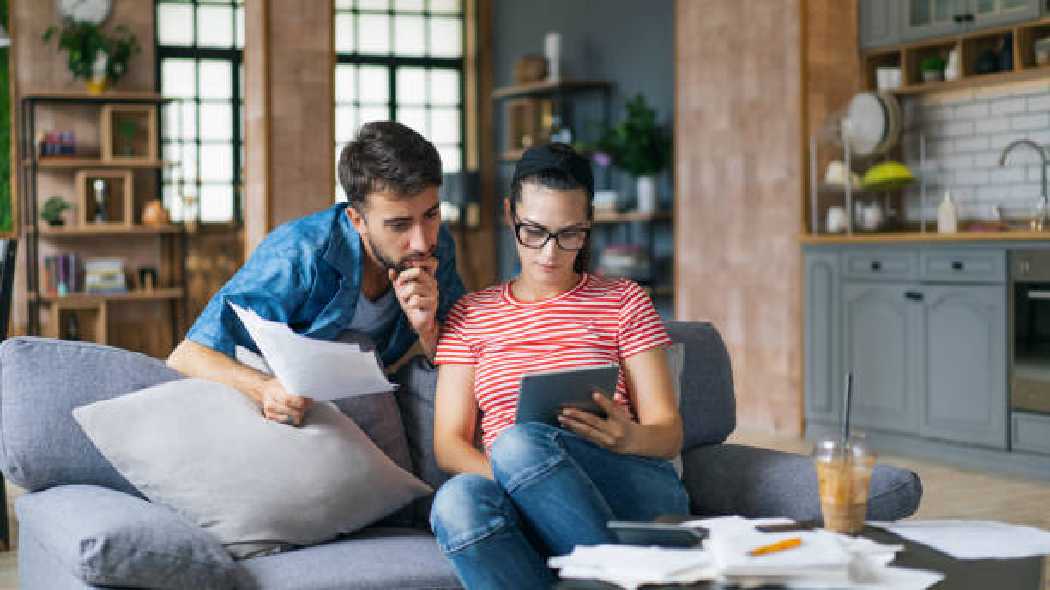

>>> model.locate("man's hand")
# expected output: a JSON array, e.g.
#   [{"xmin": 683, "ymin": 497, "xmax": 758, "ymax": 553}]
[
  {"xmin": 557, "ymin": 392, "xmax": 641, "ymax": 454},
  {"xmin": 258, "ymin": 378, "xmax": 313, "ymax": 426},
  {"xmin": 389, "ymin": 257, "xmax": 440, "ymax": 357}
]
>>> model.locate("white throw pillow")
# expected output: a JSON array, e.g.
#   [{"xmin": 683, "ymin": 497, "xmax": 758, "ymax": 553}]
[{"xmin": 73, "ymin": 378, "xmax": 431, "ymax": 558}]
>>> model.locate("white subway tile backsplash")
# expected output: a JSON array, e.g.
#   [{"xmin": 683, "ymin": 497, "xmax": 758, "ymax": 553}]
[
  {"xmin": 955, "ymin": 102, "xmax": 989, "ymax": 119},
  {"xmin": 955, "ymin": 136, "xmax": 990, "ymax": 152},
  {"xmin": 942, "ymin": 120, "xmax": 976, "ymax": 137},
  {"xmin": 1012, "ymin": 113, "xmax": 1050, "ymax": 131},
  {"xmin": 900, "ymin": 81, "xmax": 1050, "ymax": 223},
  {"xmin": 989, "ymin": 167, "xmax": 1027, "ymax": 183},
  {"xmin": 975, "ymin": 117, "xmax": 1011, "ymax": 134},
  {"xmin": 991, "ymin": 97, "xmax": 1027, "ymax": 115},
  {"xmin": 1028, "ymin": 93, "xmax": 1050, "ymax": 112}
]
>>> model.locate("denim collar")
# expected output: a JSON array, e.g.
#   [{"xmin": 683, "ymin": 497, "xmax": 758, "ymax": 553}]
[{"xmin": 322, "ymin": 204, "xmax": 364, "ymax": 288}]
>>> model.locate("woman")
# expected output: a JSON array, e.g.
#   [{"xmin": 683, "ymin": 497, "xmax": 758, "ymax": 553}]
[{"xmin": 430, "ymin": 143, "xmax": 688, "ymax": 589}]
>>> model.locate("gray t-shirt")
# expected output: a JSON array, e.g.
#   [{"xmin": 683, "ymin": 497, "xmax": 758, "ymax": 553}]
[{"xmin": 339, "ymin": 288, "xmax": 399, "ymax": 353}]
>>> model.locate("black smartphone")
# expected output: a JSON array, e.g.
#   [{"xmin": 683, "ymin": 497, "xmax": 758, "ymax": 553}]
[{"xmin": 606, "ymin": 521, "xmax": 708, "ymax": 548}]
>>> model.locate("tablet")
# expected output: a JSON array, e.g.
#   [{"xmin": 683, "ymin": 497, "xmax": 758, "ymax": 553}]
[
  {"xmin": 515, "ymin": 364, "xmax": 619, "ymax": 426},
  {"xmin": 607, "ymin": 521, "xmax": 708, "ymax": 547}
]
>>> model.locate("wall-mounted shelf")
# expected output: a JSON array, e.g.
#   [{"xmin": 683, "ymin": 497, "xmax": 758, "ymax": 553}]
[
  {"xmin": 864, "ymin": 16, "xmax": 1050, "ymax": 95},
  {"xmin": 29, "ymin": 224, "xmax": 184, "ymax": 237},
  {"xmin": 492, "ymin": 79, "xmax": 612, "ymax": 100},
  {"xmin": 31, "ymin": 157, "xmax": 167, "ymax": 169},
  {"xmin": 31, "ymin": 288, "xmax": 185, "ymax": 304}
]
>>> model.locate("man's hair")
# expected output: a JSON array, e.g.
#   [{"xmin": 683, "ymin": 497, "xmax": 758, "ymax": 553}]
[
  {"xmin": 509, "ymin": 144, "xmax": 594, "ymax": 273},
  {"xmin": 338, "ymin": 121, "xmax": 443, "ymax": 210}
]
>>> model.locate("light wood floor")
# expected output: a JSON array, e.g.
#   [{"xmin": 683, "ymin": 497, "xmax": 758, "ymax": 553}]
[{"xmin": 0, "ymin": 432, "xmax": 1045, "ymax": 588}]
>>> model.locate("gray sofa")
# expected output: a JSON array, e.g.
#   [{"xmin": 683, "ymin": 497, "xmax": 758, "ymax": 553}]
[{"xmin": 0, "ymin": 321, "xmax": 922, "ymax": 589}]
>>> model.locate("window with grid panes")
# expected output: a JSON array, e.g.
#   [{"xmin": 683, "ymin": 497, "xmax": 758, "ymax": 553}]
[
  {"xmin": 334, "ymin": 0, "xmax": 464, "ymax": 202},
  {"xmin": 156, "ymin": 0, "xmax": 244, "ymax": 223}
]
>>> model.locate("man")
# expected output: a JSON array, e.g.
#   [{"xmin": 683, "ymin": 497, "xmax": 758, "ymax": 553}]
[{"xmin": 168, "ymin": 121, "xmax": 466, "ymax": 426}]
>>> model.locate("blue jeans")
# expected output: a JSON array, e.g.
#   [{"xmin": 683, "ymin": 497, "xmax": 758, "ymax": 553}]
[{"xmin": 430, "ymin": 423, "xmax": 689, "ymax": 589}]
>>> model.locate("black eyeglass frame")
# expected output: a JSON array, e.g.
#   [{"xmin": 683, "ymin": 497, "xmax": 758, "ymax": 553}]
[{"xmin": 511, "ymin": 213, "xmax": 592, "ymax": 251}]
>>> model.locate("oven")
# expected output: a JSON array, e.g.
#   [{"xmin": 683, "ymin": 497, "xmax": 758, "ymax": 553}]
[{"xmin": 1010, "ymin": 250, "xmax": 1050, "ymax": 414}]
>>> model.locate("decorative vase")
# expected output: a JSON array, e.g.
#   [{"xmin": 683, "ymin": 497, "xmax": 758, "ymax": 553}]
[
  {"xmin": 141, "ymin": 200, "xmax": 171, "ymax": 226},
  {"xmin": 86, "ymin": 50, "xmax": 110, "ymax": 95},
  {"xmin": 85, "ymin": 78, "xmax": 109, "ymax": 95},
  {"xmin": 636, "ymin": 175, "xmax": 657, "ymax": 213},
  {"xmin": 921, "ymin": 69, "xmax": 944, "ymax": 83}
]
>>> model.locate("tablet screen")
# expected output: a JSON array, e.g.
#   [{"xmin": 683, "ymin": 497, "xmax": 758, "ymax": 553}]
[{"xmin": 515, "ymin": 364, "xmax": 619, "ymax": 426}]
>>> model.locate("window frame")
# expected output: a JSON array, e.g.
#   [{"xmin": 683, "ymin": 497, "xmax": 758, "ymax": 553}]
[
  {"xmin": 155, "ymin": 0, "xmax": 245, "ymax": 225},
  {"xmin": 333, "ymin": 1, "xmax": 467, "ymax": 198}
]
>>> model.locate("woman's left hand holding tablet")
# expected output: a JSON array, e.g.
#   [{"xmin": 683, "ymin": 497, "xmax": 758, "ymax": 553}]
[{"xmin": 558, "ymin": 392, "xmax": 639, "ymax": 454}]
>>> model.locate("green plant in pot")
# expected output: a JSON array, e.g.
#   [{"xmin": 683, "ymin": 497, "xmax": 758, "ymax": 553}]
[
  {"xmin": 41, "ymin": 196, "xmax": 72, "ymax": 227},
  {"xmin": 920, "ymin": 55, "xmax": 946, "ymax": 83},
  {"xmin": 115, "ymin": 118, "xmax": 139, "ymax": 157},
  {"xmin": 42, "ymin": 22, "xmax": 140, "ymax": 94},
  {"xmin": 599, "ymin": 94, "xmax": 670, "ymax": 213}
]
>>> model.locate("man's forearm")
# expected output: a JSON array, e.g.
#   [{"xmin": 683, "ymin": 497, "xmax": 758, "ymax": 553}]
[{"xmin": 166, "ymin": 340, "xmax": 270, "ymax": 405}]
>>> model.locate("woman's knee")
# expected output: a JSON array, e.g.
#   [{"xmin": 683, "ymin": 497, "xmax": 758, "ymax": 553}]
[
  {"xmin": 490, "ymin": 423, "xmax": 568, "ymax": 490},
  {"xmin": 430, "ymin": 474, "xmax": 513, "ymax": 548}
]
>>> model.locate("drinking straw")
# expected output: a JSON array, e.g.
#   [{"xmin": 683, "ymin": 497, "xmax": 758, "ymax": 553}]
[{"xmin": 841, "ymin": 371, "xmax": 853, "ymax": 445}]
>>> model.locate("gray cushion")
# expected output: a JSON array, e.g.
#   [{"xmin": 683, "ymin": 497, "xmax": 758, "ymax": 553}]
[
  {"xmin": 666, "ymin": 321, "xmax": 736, "ymax": 450},
  {"xmin": 0, "ymin": 337, "xmax": 181, "ymax": 496},
  {"xmin": 680, "ymin": 443, "xmax": 923, "ymax": 522},
  {"xmin": 73, "ymin": 378, "xmax": 432, "ymax": 559},
  {"xmin": 236, "ymin": 528, "xmax": 460, "ymax": 590},
  {"xmin": 16, "ymin": 484, "xmax": 236, "ymax": 589},
  {"xmin": 392, "ymin": 356, "xmax": 450, "ymax": 526}
]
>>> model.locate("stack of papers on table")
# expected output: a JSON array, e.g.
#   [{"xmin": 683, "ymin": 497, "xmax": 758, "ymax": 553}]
[
  {"xmin": 549, "ymin": 545, "xmax": 717, "ymax": 590},
  {"xmin": 550, "ymin": 517, "xmax": 944, "ymax": 590},
  {"xmin": 230, "ymin": 303, "xmax": 396, "ymax": 401}
]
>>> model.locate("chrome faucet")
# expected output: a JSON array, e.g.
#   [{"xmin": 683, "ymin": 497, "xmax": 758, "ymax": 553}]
[{"xmin": 999, "ymin": 139, "xmax": 1048, "ymax": 231}]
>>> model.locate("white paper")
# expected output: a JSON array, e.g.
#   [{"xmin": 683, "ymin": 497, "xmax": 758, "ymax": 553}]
[
  {"xmin": 549, "ymin": 545, "xmax": 717, "ymax": 590},
  {"xmin": 230, "ymin": 303, "xmax": 396, "ymax": 401},
  {"xmin": 870, "ymin": 520, "xmax": 1050, "ymax": 560}
]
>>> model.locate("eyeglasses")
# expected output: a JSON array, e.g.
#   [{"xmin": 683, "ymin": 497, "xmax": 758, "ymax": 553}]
[{"xmin": 512, "ymin": 214, "xmax": 591, "ymax": 251}]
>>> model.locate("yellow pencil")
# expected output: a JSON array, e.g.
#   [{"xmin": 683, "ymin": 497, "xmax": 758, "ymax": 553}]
[{"xmin": 748, "ymin": 537, "xmax": 803, "ymax": 556}]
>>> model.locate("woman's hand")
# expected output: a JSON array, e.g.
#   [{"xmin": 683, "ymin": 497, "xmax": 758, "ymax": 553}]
[{"xmin": 557, "ymin": 392, "xmax": 641, "ymax": 454}]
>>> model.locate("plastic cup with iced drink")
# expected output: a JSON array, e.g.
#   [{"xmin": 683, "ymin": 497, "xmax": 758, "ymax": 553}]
[{"xmin": 813, "ymin": 438, "xmax": 876, "ymax": 534}]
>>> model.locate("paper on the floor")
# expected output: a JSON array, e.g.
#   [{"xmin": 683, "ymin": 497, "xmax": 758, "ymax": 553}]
[
  {"xmin": 549, "ymin": 545, "xmax": 718, "ymax": 590},
  {"xmin": 870, "ymin": 520, "xmax": 1050, "ymax": 560},
  {"xmin": 230, "ymin": 303, "xmax": 396, "ymax": 401}
]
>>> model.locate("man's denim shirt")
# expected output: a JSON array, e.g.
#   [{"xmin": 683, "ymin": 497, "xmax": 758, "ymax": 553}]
[{"xmin": 186, "ymin": 203, "xmax": 466, "ymax": 367}]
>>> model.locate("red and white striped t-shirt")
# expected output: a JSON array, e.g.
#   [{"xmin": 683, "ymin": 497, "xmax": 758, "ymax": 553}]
[{"xmin": 434, "ymin": 273, "xmax": 671, "ymax": 450}]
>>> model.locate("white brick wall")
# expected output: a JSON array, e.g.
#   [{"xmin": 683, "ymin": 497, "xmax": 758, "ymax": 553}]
[{"xmin": 900, "ymin": 79, "xmax": 1050, "ymax": 222}]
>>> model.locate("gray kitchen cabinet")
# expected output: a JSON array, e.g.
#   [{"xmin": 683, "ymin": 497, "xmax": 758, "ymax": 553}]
[
  {"xmin": 860, "ymin": 0, "xmax": 903, "ymax": 49},
  {"xmin": 970, "ymin": 0, "xmax": 1043, "ymax": 29},
  {"xmin": 842, "ymin": 282, "xmax": 923, "ymax": 435},
  {"xmin": 805, "ymin": 251, "xmax": 841, "ymax": 424},
  {"xmin": 900, "ymin": 0, "xmax": 1043, "ymax": 42},
  {"xmin": 900, "ymin": 0, "xmax": 971, "ymax": 41},
  {"xmin": 920, "ymin": 285, "xmax": 1008, "ymax": 449}
]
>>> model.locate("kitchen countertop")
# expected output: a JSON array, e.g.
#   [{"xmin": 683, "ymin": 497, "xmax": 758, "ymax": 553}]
[{"xmin": 799, "ymin": 231, "xmax": 1050, "ymax": 244}]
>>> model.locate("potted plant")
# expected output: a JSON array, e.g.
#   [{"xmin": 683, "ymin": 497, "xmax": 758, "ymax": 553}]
[
  {"xmin": 115, "ymin": 118, "xmax": 139, "ymax": 157},
  {"xmin": 42, "ymin": 22, "xmax": 140, "ymax": 94},
  {"xmin": 41, "ymin": 196, "xmax": 72, "ymax": 227},
  {"xmin": 600, "ymin": 94, "xmax": 671, "ymax": 213},
  {"xmin": 920, "ymin": 55, "xmax": 946, "ymax": 83}
]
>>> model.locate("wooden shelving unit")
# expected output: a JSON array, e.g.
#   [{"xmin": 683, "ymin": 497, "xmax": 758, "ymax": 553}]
[
  {"xmin": 491, "ymin": 79, "xmax": 612, "ymax": 100},
  {"xmin": 864, "ymin": 16, "xmax": 1050, "ymax": 95},
  {"xmin": 19, "ymin": 93, "xmax": 186, "ymax": 355}
]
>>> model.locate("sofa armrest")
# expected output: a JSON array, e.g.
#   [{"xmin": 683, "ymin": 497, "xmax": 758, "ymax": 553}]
[
  {"xmin": 680, "ymin": 443, "xmax": 922, "ymax": 522},
  {"xmin": 16, "ymin": 485, "xmax": 236, "ymax": 590}
]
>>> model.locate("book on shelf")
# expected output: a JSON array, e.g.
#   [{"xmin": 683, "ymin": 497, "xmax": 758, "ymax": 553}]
[{"xmin": 42, "ymin": 253, "xmax": 82, "ymax": 296}]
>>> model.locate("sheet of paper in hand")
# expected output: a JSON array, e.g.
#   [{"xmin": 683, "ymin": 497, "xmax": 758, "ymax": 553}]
[{"xmin": 230, "ymin": 303, "xmax": 397, "ymax": 401}]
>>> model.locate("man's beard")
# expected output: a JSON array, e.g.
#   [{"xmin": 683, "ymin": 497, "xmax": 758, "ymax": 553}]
[{"xmin": 367, "ymin": 234, "xmax": 438, "ymax": 274}]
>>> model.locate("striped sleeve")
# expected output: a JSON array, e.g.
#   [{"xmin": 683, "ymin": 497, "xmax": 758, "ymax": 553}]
[
  {"xmin": 434, "ymin": 297, "xmax": 477, "ymax": 365},
  {"xmin": 617, "ymin": 280, "xmax": 672, "ymax": 358}
]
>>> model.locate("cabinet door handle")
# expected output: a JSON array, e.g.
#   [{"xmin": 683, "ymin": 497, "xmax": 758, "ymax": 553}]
[
  {"xmin": 1028, "ymin": 291, "xmax": 1050, "ymax": 301},
  {"xmin": 870, "ymin": 261, "xmax": 882, "ymax": 272},
  {"xmin": 905, "ymin": 291, "xmax": 925, "ymax": 302},
  {"xmin": 951, "ymin": 261, "xmax": 964, "ymax": 271}
]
